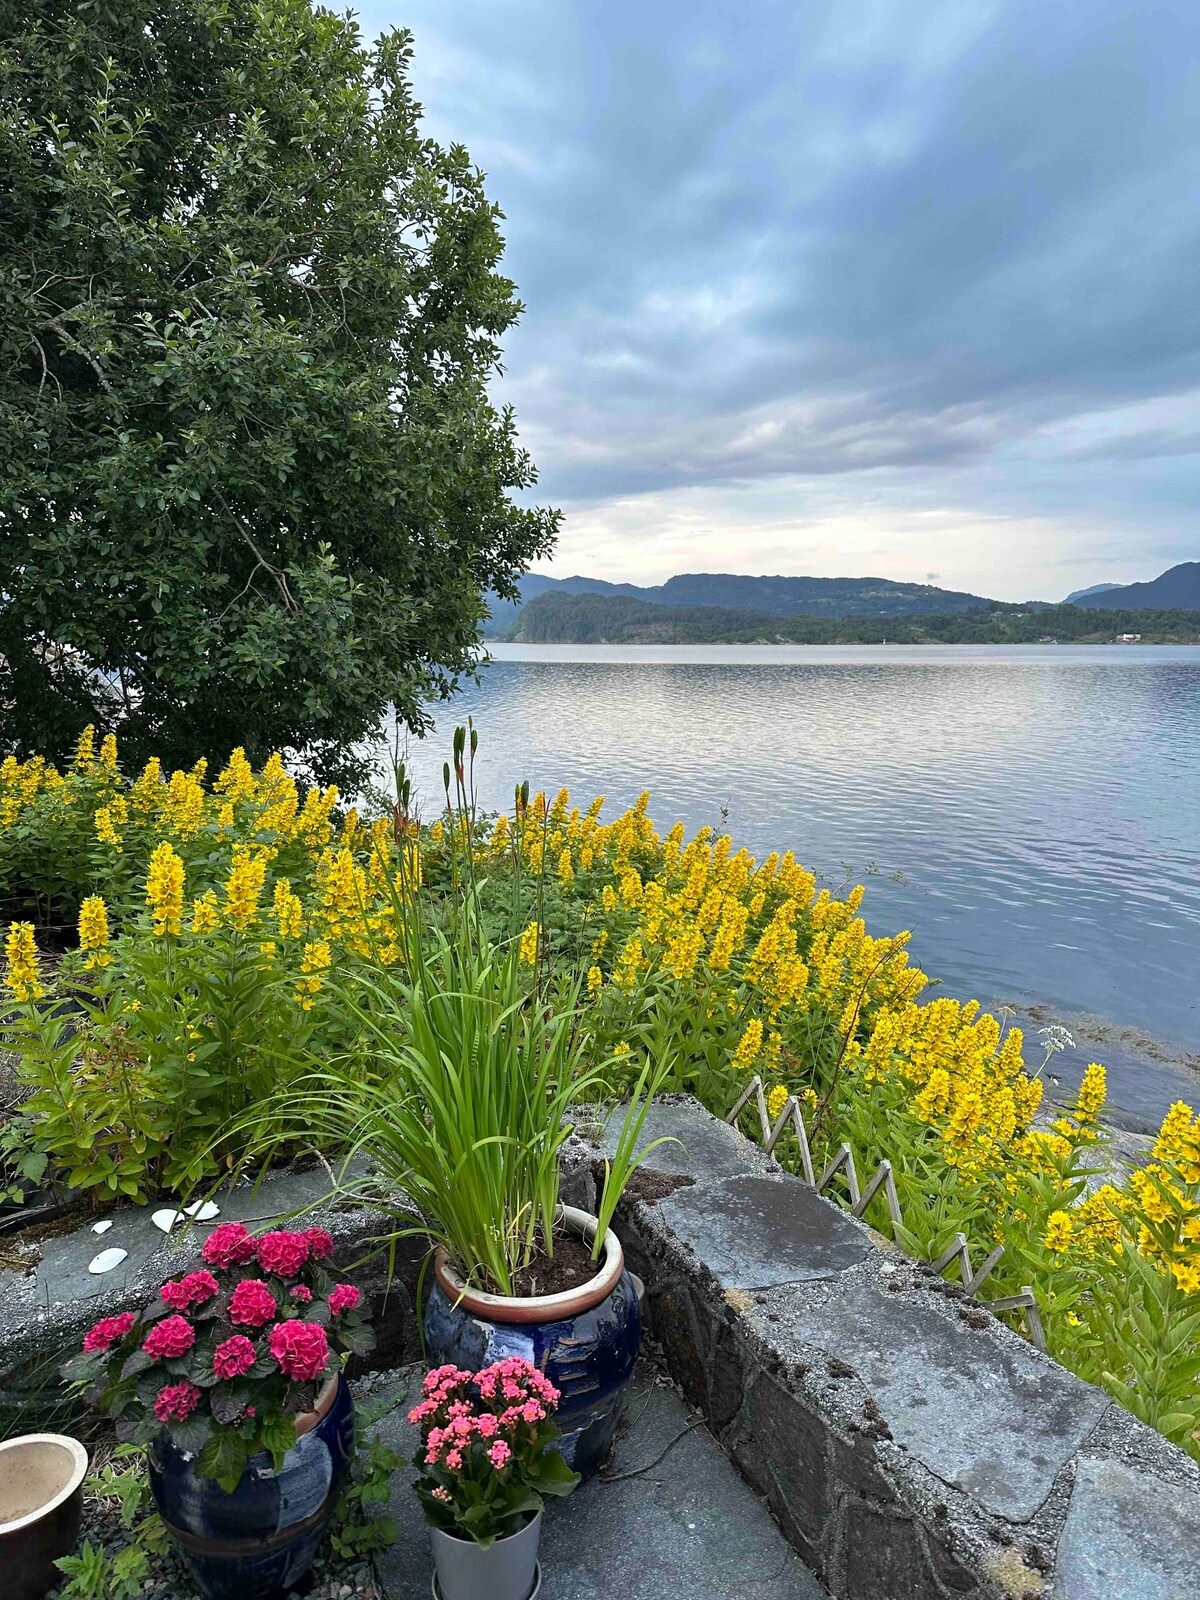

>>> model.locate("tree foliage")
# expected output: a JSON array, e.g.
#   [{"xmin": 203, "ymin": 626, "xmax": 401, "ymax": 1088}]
[{"xmin": 0, "ymin": 0, "xmax": 557, "ymax": 787}]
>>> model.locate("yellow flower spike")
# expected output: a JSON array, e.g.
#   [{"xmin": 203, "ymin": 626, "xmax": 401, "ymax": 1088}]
[
  {"xmin": 766, "ymin": 1084, "xmax": 790, "ymax": 1120},
  {"xmin": 557, "ymin": 849, "xmax": 574, "ymax": 885},
  {"xmin": 600, "ymin": 884, "xmax": 617, "ymax": 913},
  {"xmin": 4, "ymin": 922, "xmax": 44, "ymax": 1001},
  {"xmin": 223, "ymin": 853, "xmax": 267, "ymax": 933},
  {"xmin": 145, "ymin": 841, "xmax": 185, "ymax": 937},
  {"xmin": 1044, "ymin": 1210, "xmax": 1073, "ymax": 1254},
  {"xmin": 78, "ymin": 896, "xmax": 112, "ymax": 970},
  {"xmin": 94, "ymin": 802, "xmax": 124, "ymax": 852},
  {"xmin": 190, "ymin": 892, "xmax": 219, "ymax": 934},
  {"xmin": 732, "ymin": 1018, "xmax": 764, "ymax": 1072},
  {"xmin": 294, "ymin": 939, "xmax": 332, "ymax": 1009},
  {"xmin": 214, "ymin": 747, "xmax": 257, "ymax": 806},
  {"xmin": 518, "ymin": 922, "xmax": 539, "ymax": 965},
  {"xmin": 72, "ymin": 725, "xmax": 96, "ymax": 771},
  {"xmin": 587, "ymin": 966, "xmax": 603, "ymax": 995}
]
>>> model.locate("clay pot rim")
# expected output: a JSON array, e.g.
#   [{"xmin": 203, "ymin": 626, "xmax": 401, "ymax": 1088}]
[
  {"xmin": 0, "ymin": 1433, "xmax": 88, "ymax": 1536},
  {"xmin": 434, "ymin": 1206, "xmax": 624, "ymax": 1324},
  {"xmin": 294, "ymin": 1371, "xmax": 341, "ymax": 1439}
]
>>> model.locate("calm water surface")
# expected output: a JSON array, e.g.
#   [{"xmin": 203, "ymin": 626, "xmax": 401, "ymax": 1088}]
[{"xmin": 393, "ymin": 645, "xmax": 1200, "ymax": 1128}]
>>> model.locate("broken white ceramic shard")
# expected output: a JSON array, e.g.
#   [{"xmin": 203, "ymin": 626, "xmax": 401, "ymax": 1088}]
[
  {"xmin": 152, "ymin": 1208, "xmax": 183, "ymax": 1234},
  {"xmin": 88, "ymin": 1247, "xmax": 127, "ymax": 1274},
  {"xmin": 91, "ymin": 1220, "xmax": 113, "ymax": 1235},
  {"xmin": 182, "ymin": 1200, "xmax": 220, "ymax": 1221}
]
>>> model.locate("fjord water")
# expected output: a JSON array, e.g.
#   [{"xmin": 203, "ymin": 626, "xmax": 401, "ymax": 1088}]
[{"xmin": 396, "ymin": 644, "xmax": 1200, "ymax": 1127}]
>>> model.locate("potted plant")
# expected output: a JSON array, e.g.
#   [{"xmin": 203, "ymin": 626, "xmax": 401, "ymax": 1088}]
[
  {"xmin": 252, "ymin": 906, "xmax": 670, "ymax": 1480},
  {"xmin": 61, "ymin": 1221, "xmax": 374, "ymax": 1600},
  {"xmin": 410, "ymin": 1358, "xmax": 579, "ymax": 1600}
]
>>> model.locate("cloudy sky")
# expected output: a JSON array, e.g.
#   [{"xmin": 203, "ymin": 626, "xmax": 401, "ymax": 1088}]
[{"xmin": 360, "ymin": 0, "xmax": 1200, "ymax": 600}]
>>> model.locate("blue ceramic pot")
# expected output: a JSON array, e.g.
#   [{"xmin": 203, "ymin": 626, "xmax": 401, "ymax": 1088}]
[
  {"xmin": 423, "ymin": 1208, "xmax": 640, "ymax": 1481},
  {"xmin": 147, "ymin": 1375, "xmax": 354, "ymax": 1600}
]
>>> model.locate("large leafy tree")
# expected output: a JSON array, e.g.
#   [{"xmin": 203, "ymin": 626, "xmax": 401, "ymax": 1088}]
[{"xmin": 0, "ymin": 0, "xmax": 556, "ymax": 788}]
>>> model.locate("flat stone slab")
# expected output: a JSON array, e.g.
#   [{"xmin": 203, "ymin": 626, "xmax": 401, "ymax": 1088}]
[
  {"xmin": 655, "ymin": 1174, "xmax": 869, "ymax": 1289},
  {"xmin": 1055, "ymin": 1456, "xmax": 1200, "ymax": 1598},
  {"xmin": 366, "ymin": 1365, "xmax": 826, "ymax": 1599},
  {"xmin": 758, "ymin": 1280, "xmax": 1109, "ymax": 1522},
  {"xmin": 595, "ymin": 1099, "xmax": 779, "ymax": 1186}
]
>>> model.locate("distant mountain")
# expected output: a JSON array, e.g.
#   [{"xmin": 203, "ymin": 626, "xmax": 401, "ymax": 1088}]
[
  {"xmin": 1070, "ymin": 562, "xmax": 1200, "ymax": 610},
  {"xmin": 482, "ymin": 570, "xmax": 1009, "ymax": 637},
  {"xmin": 1064, "ymin": 582, "xmax": 1122, "ymax": 604},
  {"xmin": 508, "ymin": 591, "xmax": 1200, "ymax": 646}
]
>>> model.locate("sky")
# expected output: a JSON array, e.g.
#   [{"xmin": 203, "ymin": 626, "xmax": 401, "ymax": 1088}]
[{"xmin": 359, "ymin": 0, "xmax": 1200, "ymax": 601}]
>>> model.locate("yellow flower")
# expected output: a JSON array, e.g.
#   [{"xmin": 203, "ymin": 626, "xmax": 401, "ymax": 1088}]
[
  {"xmin": 98, "ymin": 733, "xmax": 118, "ymax": 770},
  {"xmin": 518, "ymin": 921, "xmax": 539, "ymax": 965},
  {"xmin": 4, "ymin": 922, "xmax": 43, "ymax": 1001},
  {"xmin": 145, "ymin": 842, "xmax": 185, "ymax": 937},
  {"xmin": 295, "ymin": 939, "xmax": 332, "ymax": 1009},
  {"xmin": 1044, "ymin": 1210, "xmax": 1073, "ymax": 1254},
  {"xmin": 224, "ymin": 853, "xmax": 267, "ymax": 933},
  {"xmin": 1075, "ymin": 1062, "xmax": 1106, "ymax": 1121},
  {"xmin": 732, "ymin": 1019, "xmax": 764, "ymax": 1072},
  {"xmin": 766, "ymin": 1084, "xmax": 789, "ymax": 1119},
  {"xmin": 78, "ymin": 896, "xmax": 112, "ymax": 969},
  {"xmin": 72, "ymin": 725, "xmax": 96, "ymax": 770},
  {"xmin": 94, "ymin": 798, "xmax": 126, "ymax": 852},
  {"xmin": 587, "ymin": 966, "xmax": 603, "ymax": 995},
  {"xmin": 600, "ymin": 884, "xmax": 617, "ymax": 913},
  {"xmin": 612, "ymin": 1040, "xmax": 630, "ymax": 1058},
  {"xmin": 1171, "ymin": 1261, "xmax": 1200, "ymax": 1295},
  {"xmin": 557, "ymin": 849, "xmax": 574, "ymax": 885},
  {"xmin": 214, "ymin": 747, "xmax": 257, "ymax": 806},
  {"xmin": 913, "ymin": 1068, "xmax": 951, "ymax": 1124},
  {"xmin": 273, "ymin": 879, "xmax": 304, "ymax": 940},
  {"xmin": 190, "ymin": 892, "xmax": 219, "ymax": 934}
]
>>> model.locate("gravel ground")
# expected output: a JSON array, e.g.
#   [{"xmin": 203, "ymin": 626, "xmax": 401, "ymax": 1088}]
[{"xmin": 45, "ymin": 1487, "xmax": 385, "ymax": 1600}]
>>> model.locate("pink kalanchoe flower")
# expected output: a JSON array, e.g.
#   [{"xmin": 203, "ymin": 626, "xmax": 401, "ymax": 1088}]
[
  {"xmin": 212, "ymin": 1335, "xmax": 257, "ymax": 1380},
  {"xmin": 521, "ymin": 1401, "xmax": 545, "ymax": 1424},
  {"xmin": 161, "ymin": 1270, "xmax": 220, "ymax": 1311},
  {"xmin": 228, "ymin": 1279, "xmax": 277, "ymax": 1328},
  {"xmin": 255, "ymin": 1230, "xmax": 310, "ymax": 1278},
  {"xmin": 475, "ymin": 1413, "xmax": 499, "ymax": 1438},
  {"xmin": 154, "ymin": 1381, "xmax": 202, "ymax": 1423},
  {"xmin": 268, "ymin": 1320, "xmax": 329, "ymax": 1382},
  {"xmin": 327, "ymin": 1284, "xmax": 361, "ymax": 1316},
  {"xmin": 431, "ymin": 1486, "xmax": 451, "ymax": 1504},
  {"xmin": 143, "ymin": 1315, "xmax": 196, "ymax": 1361},
  {"xmin": 488, "ymin": 1441, "xmax": 512, "ymax": 1469},
  {"xmin": 445, "ymin": 1448, "xmax": 463, "ymax": 1470},
  {"xmin": 304, "ymin": 1227, "xmax": 335, "ymax": 1261},
  {"xmin": 407, "ymin": 1398, "xmax": 438, "ymax": 1425},
  {"xmin": 201, "ymin": 1221, "xmax": 256, "ymax": 1269},
  {"xmin": 83, "ymin": 1312, "xmax": 135, "ymax": 1354}
]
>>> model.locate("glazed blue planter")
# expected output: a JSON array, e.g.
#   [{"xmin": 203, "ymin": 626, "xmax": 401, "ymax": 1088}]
[
  {"xmin": 147, "ymin": 1374, "xmax": 354, "ymax": 1600},
  {"xmin": 423, "ymin": 1207, "xmax": 640, "ymax": 1481}
]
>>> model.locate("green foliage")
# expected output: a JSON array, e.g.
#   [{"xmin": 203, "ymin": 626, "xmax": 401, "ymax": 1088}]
[
  {"xmin": 54, "ymin": 1448, "xmax": 170, "ymax": 1600},
  {"xmin": 0, "ymin": 0, "xmax": 557, "ymax": 788},
  {"xmin": 327, "ymin": 1399, "xmax": 404, "ymax": 1560}
]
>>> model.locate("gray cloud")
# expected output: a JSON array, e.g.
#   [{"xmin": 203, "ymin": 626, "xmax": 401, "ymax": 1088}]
[{"xmin": 362, "ymin": 0, "xmax": 1200, "ymax": 585}]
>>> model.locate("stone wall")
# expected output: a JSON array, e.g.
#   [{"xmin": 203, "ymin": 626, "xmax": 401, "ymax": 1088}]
[{"xmin": 587, "ymin": 1097, "xmax": 1200, "ymax": 1600}]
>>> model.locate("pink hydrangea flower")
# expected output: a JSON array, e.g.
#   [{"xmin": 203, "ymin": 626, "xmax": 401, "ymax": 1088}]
[
  {"xmin": 143, "ymin": 1315, "xmax": 195, "ymax": 1361},
  {"xmin": 268, "ymin": 1320, "xmax": 329, "ymax": 1382},
  {"xmin": 255, "ymin": 1230, "xmax": 310, "ymax": 1277},
  {"xmin": 161, "ymin": 1270, "xmax": 220, "ymax": 1311},
  {"xmin": 289, "ymin": 1285, "xmax": 313, "ymax": 1304},
  {"xmin": 212, "ymin": 1335, "xmax": 257, "ymax": 1379},
  {"xmin": 327, "ymin": 1284, "xmax": 361, "ymax": 1316},
  {"xmin": 228, "ymin": 1279, "xmax": 277, "ymax": 1328},
  {"xmin": 201, "ymin": 1222, "xmax": 256, "ymax": 1269},
  {"xmin": 83, "ymin": 1312, "xmax": 135, "ymax": 1353},
  {"xmin": 488, "ymin": 1441, "xmax": 512, "ymax": 1469},
  {"xmin": 304, "ymin": 1228, "xmax": 335, "ymax": 1261},
  {"xmin": 154, "ymin": 1381, "xmax": 201, "ymax": 1423}
]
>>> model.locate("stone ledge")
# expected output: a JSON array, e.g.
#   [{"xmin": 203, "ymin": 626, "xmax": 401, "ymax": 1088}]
[{"xmin": 593, "ymin": 1096, "xmax": 1200, "ymax": 1600}]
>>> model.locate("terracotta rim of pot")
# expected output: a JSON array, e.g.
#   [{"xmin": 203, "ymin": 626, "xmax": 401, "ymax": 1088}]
[
  {"xmin": 0, "ymin": 1433, "xmax": 88, "ymax": 1536},
  {"xmin": 294, "ymin": 1371, "xmax": 341, "ymax": 1440},
  {"xmin": 433, "ymin": 1206, "xmax": 625, "ymax": 1324}
]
